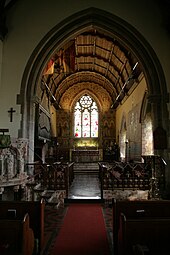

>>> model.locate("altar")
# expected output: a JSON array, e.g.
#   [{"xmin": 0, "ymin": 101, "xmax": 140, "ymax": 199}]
[{"xmin": 71, "ymin": 149, "xmax": 100, "ymax": 162}]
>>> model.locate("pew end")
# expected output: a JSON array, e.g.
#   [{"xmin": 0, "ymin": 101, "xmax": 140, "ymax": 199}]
[
  {"xmin": 0, "ymin": 213, "xmax": 34, "ymax": 255},
  {"xmin": 0, "ymin": 199, "xmax": 45, "ymax": 254},
  {"xmin": 119, "ymin": 213, "xmax": 170, "ymax": 255},
  {"xmin": 112, "ymin": 199, "xmax": 170, "ymax": 255}
]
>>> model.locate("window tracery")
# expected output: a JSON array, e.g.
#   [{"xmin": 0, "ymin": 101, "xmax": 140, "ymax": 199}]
[{"xmin": 74, "ymin": 95, "xmax": 98, "ymax": 138}]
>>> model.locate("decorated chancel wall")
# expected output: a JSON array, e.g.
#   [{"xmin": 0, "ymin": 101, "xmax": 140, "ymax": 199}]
[
  {"xmin": 102, "ymin": 110, "xmax": 116, "ymax": 147},
  {"xmin": 51, "ymin": 80, "xmax": 115, "ymax": 161},
  {"xmin": 54, "ymin": 108, "xmax": 116, "ymax": 162}
]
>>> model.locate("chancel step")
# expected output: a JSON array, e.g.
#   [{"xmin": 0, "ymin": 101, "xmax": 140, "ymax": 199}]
[
  {"xmin": 73, "ymin": 162, "xmax": 99, "ymax": 174},
  {"xmin": 65, "ymin": 198, "xmax": 104, "ymax": 204}
]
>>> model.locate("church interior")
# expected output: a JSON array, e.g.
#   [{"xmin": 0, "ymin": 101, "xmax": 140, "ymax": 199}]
[{"xmin": 0, "ymin": 0, "xmax": 170, "ymax": 254}]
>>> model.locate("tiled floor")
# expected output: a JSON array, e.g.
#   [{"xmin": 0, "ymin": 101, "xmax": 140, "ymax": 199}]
[
  {"xmin": 43, "ymin": 201, "xmax": 113, "ymax": 255},
  {"xmin": 68, "ymin": 173, "xmax": 101, "ymax": 199},
  {"xmin": 42, "ymin": 172, "xmax": 113, "ymax": 255}
]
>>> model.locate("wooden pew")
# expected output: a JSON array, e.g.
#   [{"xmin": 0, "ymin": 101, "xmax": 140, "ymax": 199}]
[
  {"xmin": 113, "ymin": 199, "xmax": 170, "ymax": 255},
  {"xmin": 119, "ymin": 213, "xmax": 170, "ymax": 255},
  {"xmin": 0, "ymin": 213, "xmax": 34, "ymax": 255},
  {"xmin": 0, "ymin": 199, "xmax": 45, "ymax": 254}
]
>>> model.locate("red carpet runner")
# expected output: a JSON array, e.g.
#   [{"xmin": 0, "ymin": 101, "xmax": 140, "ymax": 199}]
[{"xmin": 50, "ymin": 204, "xmax": 111, "ymax": 255}]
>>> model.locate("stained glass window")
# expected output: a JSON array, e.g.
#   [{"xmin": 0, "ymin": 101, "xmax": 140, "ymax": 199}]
[{"xmin": 74, "ymin": 94, "xmax": 98, "ymax": 138}]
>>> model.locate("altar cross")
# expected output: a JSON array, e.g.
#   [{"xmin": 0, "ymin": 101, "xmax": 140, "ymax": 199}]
[{"xmin": 8, "ymin": 107, "xmax": 16, "ymax": 122}]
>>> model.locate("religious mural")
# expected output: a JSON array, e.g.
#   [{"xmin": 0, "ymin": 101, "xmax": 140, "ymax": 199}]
[
  {"xmin": 127, "ymin": 104, "xmax": 141, "ymax": 161},
  {"xmin": 102, "ymin": 110, "xmax": 116, "ymax": 148}
]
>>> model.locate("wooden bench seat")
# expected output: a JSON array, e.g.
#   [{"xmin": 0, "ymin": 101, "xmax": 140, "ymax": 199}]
[
  {"xmin": 119, "ymin": 213, "xmax": 170, "ymax": 255},
  {"xmin": 0, "ymin": 213, "xmax": 34, "ymax": 255},
  {"xmin": 113, "ymin": 199, "xmax": 170, "ymax": 255},
  {"xmin": 0, "ymin": 199, "xmax": 45, "ymax": 254}
]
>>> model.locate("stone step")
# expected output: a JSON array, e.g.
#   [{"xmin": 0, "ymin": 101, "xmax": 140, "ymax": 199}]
[
  {"xmin": 74, "ymin": 170, "xmax": 99, "ymax": 174},
  {"xmin": 65, "ymin": 198, "xmax": 104, "ymax": 203},
  {"xmin": 73, "ymin": 162, "xmax": 99, "ymax": 169},
  {"xmin": 73, "ymin": 162, "xmax": 99, "ymax": 174}
]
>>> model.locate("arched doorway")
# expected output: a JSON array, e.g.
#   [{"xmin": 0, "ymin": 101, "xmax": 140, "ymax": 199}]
[{"xmin": 19, "ymin": 7, "xmax": 168, "ymax": 166}]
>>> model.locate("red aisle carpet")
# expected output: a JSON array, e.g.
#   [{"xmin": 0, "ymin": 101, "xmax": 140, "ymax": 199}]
[{"xmin": 50, "ymin": 204, "xmax": 111, "ymax": 255}]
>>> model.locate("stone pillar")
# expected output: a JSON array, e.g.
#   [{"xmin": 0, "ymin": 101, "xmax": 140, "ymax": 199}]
[
  {"xmin": 13, "ymin": 185, "xmax": 20, "ymax": 201},
  {"xmin": 0, "ymin": 187, "xmax": 4, "ymax": 200},
  {"xmin": 147, "ymin": 94, "xmax": 162, "ymax": 132},
  {"xmin": 148, "ymin": 94, "xmax": 167, "ymax": 152},
  {"xmin": 0, "ymin": 154, "xmax": 3, "ymax": 176},
  {"xmin": 148, "ymin": 94, "xmax": 170, "ymax": 192},
  {"xmin": 14, "ymin": 138, "xmax": 28, "ymax": 174}
]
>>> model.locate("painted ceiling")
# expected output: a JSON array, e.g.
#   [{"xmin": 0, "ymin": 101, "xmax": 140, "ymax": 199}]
[{"xmin": 41, "ymin": 28, "xmax": 142, "ymax": 111}]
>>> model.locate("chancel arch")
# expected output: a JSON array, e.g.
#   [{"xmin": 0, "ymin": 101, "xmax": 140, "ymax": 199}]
[{"xmin": 19, "ymin": 7, "xmax": 168, "ymax": 167}]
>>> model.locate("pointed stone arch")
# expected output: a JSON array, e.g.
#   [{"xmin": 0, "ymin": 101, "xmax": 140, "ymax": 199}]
[{"xmin": 19, "ymin": 7, "xmax": 168, "ymax": 161}]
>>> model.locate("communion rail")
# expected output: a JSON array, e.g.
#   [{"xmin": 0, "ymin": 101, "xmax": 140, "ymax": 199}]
[
  {"xmin": 98, "ymin": 161, "xmax": 152, "ymax": 201},
  {"xmin": 99, "ymin": 157, "xmax": 166, "ymax": 202},
  {"xmin": 26, "ymin": 161, "xmax": 74, "ymax": 206}
]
